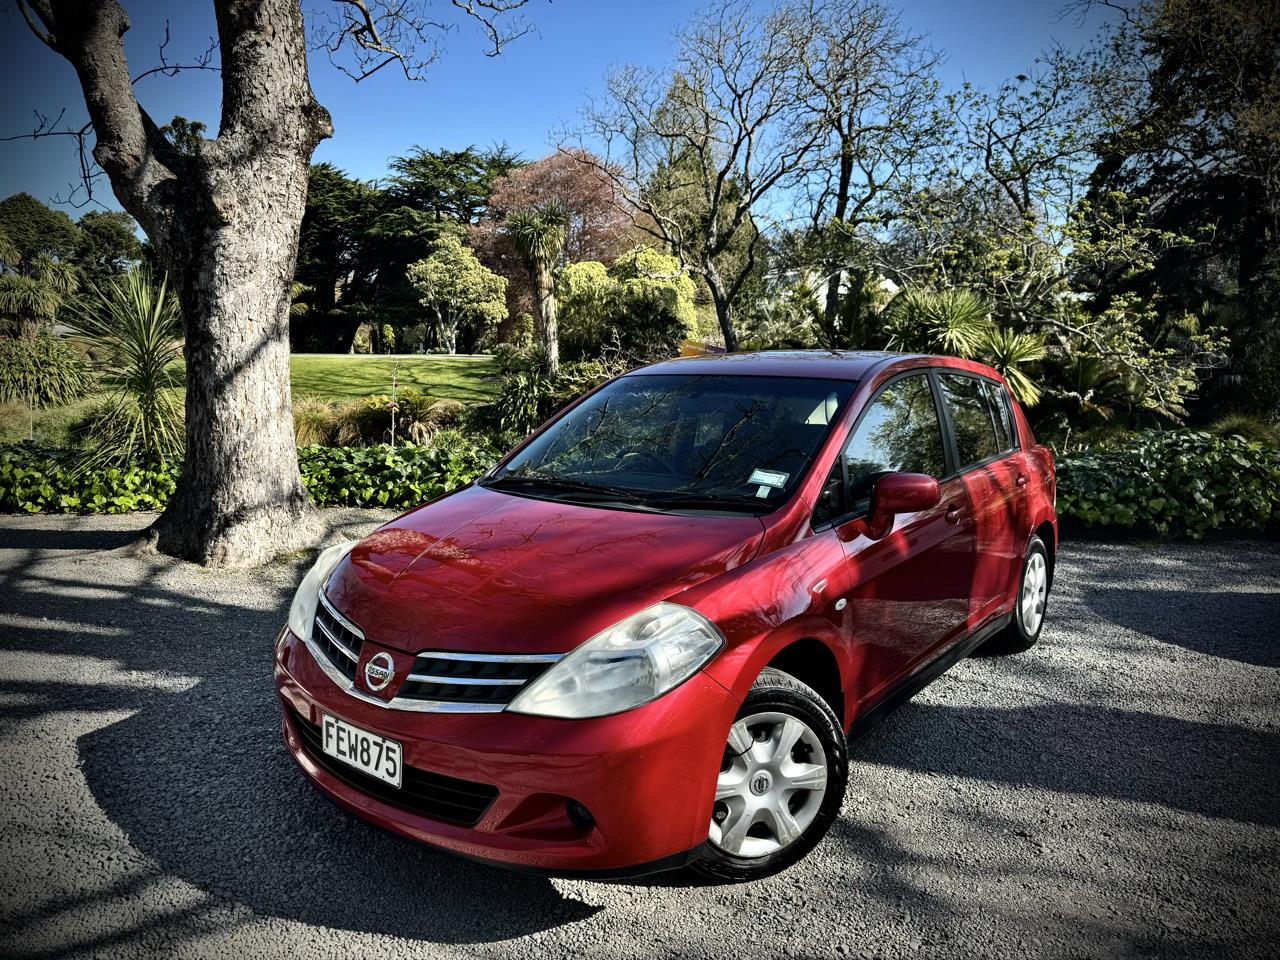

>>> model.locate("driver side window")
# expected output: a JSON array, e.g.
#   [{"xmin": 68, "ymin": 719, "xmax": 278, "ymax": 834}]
[{"xmin": 843, "ymin": 374, "xmax": 946, "ymax": 514}]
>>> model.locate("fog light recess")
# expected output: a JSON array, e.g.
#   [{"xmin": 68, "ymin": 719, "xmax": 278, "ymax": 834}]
[{"xmin": 566, "ymin": 800, "xmax": 595, "ymax": 831}]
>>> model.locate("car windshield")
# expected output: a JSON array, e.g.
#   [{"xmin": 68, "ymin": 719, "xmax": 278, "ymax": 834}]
[{"xmin": 487, "ymin": 374, "xmax": 856, "ymax": 513}]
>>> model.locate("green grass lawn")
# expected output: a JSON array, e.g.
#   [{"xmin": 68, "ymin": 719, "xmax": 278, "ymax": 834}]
[
  {"xmin": 1, "ymin": 353, "xmax": 501, "ymax": 447},
  {"xmin": 289, "ymin": 353, "xmax": 499, "ymax": 402}
]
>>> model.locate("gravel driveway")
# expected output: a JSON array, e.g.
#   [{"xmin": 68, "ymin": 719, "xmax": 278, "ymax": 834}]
[{"xmin": 1, "ymin": 512, "xmax": 1277, "ymax": 960}]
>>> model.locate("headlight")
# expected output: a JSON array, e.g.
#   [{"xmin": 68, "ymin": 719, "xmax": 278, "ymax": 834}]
[
  {"xmin": 286, "ymin": 541, "xmax": 356, "ymax": 641},
  {"xmin": 506, "ymin": 602, "xmax": 724, "ymax": 719}
]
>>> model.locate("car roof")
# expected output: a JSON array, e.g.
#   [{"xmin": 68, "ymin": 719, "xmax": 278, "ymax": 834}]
[{"xmin": 628, "ymin": 350, "xmax": 917, "ymax": 381}]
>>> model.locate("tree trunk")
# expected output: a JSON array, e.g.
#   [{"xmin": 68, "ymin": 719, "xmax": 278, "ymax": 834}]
[
  {"xmin": 534, "ymin": 261, "xmax": 560, "ymax": 375},
  {"xmin": 706, "ymin": 274, "xmax": 739, "ymax": 352},
  {"xmin": 822, "ymin": 150, "xmax": 855, "ymax": 339},
  {"xmin": 24, "ymin": 0, "xmax": 332, "ymax": 567},
  {"xmin": 153, "ymin": 185, "xmax": 318, "ymax": 566},
  {"xmin": 438, "ymin": 314, "xmax": 458, "ymax": 354},
  {"xmin": 140, "ymin": 0, "xmax": 331, "ymax": 567},
  {"xmin": 822, "ymin": 270, "xmax": 843, "ymax": 345}
]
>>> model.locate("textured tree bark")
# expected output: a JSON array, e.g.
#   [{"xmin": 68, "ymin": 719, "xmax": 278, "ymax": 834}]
[
  {"xmin": 705, "ymin": 273, "xmax": 739, "ymax": 353},
  {"xmin": 27, "ymin": 0, "xmax": 332, "ymax": 567},
  {"xmin": 153, "ymin": 158, "xmax": 319, "ymax": 566}
]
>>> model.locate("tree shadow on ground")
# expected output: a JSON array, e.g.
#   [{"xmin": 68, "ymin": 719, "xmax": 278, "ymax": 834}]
[
  {"xmin": 850, "ymin": 700, "xmax": 1280, "ymax": 828},
  {"xmin": 1084, "ymin": 585, "xmax": 1280, "ymax": 669},
  {"xmin": 1, "ymin": 537, "xmax": 597, "ymax": 946}
]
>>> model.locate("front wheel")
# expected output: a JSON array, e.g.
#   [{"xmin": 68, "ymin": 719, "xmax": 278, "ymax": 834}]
[{"xmin": 691, "ymin": 667, "xmax": 848, "ymax": 882}]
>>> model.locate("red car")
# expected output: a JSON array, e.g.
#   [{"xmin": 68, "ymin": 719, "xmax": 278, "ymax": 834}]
[{"xmin": 275, "ymin": 351, "xmax": 1056, "ymax": 881}]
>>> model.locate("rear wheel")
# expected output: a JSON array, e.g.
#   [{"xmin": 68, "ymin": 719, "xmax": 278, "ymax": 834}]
[
  {"xmin": 691, "ymin": 667, "xmax": 847, "ymax": 882},
  {"xmin": 982, "ymin": 534, "xmax": 1049, "ymax": 655}
]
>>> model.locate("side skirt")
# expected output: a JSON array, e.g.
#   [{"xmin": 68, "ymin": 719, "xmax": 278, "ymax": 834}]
[{"xmin": 847, "ymin": 613, "xmax": 1013, "ymax": 740}]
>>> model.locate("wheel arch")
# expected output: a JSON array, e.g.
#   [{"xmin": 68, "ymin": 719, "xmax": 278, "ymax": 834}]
[
  {"xmin": 1032, "ymin": 518, "xmax": 1057, "ymax": 588},
  {"xmin": 703, "ymin": 616, "xmax": 852, "ymax": 730},
  {"xmin": 764, "ymin": 637, "xmax": 845, "ymax": 728}
]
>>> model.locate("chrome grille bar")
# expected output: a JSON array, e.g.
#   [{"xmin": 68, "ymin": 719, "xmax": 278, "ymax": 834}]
[
  {"xmin": 314, "ymin": 616, "xmax": 358, "ymax": 661},
  {"xmin": 406, "ymin": 673, "xmax": 526, "ymax": 686}
]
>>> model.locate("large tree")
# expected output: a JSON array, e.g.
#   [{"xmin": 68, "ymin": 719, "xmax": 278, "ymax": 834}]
[
  {"xmin": 577, "ymin": 0, "xmax": 823, "ymax": 350},
  {"xmin": 469, "ymin": 148, "xmax": 631, "ymax": 338},
  {"xmin": 0, "ymin": 192, "xmax": 81, "ymax": 336},
  {"xmin": 16, "ymin": 0, "xmax": 533, "ymax": 567},
  {"xmin": 1082, "ymin": 0, "xmax": 1280, "ymax": 415},
  {"xmin": 785, "ymin": 0, "xmax": 943, "ymax": 340},
  {"xmin": 292, "ymin": 163, "xmax": 381, "ymax": 350},
  {"xmin": 388, "ymin": 144, "xmax": 522, "ymax": 224},
  {"xmin": 73, "ymin": 210, "xmax": 143, "ymax": 287}
]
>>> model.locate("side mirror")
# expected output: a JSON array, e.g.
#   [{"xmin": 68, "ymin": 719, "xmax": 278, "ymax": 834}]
[{"xmin": 866, "ymin": 472, "xmax": 940, "ymax": 539}]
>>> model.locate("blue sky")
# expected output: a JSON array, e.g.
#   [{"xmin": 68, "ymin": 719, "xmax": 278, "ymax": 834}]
[{"xmin": 0, "ymin": 0, "xmax": 1100, "ymax": 217}]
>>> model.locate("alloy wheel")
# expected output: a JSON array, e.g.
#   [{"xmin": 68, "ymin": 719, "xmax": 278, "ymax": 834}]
[
  {"xmin": 1021, "ymin": 550, "xmax": 1048, "ymax": 635},
  {"xmin": 708, "ymin": 711, "xmax": 828, "ymax": 858}
]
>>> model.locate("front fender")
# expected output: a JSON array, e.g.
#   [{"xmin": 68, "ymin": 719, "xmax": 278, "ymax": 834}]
[{"xmin": 703, "ymin": 612, "xmax": 845, "ymax": 699}]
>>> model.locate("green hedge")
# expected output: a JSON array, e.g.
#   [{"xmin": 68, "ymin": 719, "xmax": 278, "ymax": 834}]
[
  {"xmin": 0, "ymin": 444, "xmax": 176, "ymax": 513},
  {"xmin": 7, "ymin": 428, "xmax": 1278, "ymax": 541},
  {"xmin": 297, "ymin": 433, "xmax": 498, "ymax": 508},
  {"xmin": 1057, "ymin": 429, "xmax": 1280, "ymax": 538},
  {"xmin": 0, "ymin": 431, "xmax": 498, "ymax": 515}
]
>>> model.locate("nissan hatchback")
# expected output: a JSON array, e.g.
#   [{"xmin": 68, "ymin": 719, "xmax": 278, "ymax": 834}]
[{"xmin": 275, "ymin": 350, "xmax": 1056, "ymax": 881}]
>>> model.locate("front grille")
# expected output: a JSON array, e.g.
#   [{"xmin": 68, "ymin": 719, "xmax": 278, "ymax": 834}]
[
  {"xmin": 289, "ymin": 707, "xmax": 498, "ymax": 826},
  {"xmin": 311, "ymin": 597, "xmax": 363, "ymax": 683},
  {"xmin": 397, "ymin": 652, "xmax": 560, "ymax": 706}
]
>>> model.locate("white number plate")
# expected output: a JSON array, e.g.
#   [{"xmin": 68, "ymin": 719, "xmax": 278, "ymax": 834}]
[{"xmin": 321, "ymin": 714, "xmax": 402, "ymax": 788}]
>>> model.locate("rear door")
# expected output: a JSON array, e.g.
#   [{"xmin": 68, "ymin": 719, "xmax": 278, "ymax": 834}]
[
  {"xmin": 820, "ymin": 372, "xmax": 977, "ymax": 703},
  {"xmin": 934, "ymin": 372, "xmax": 1026, "ymax": 625}
]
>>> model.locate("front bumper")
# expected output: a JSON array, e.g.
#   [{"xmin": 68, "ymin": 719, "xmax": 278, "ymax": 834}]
[{"xmin": 274, "ymin": 628, "xmax": 740, "ymax": 875}]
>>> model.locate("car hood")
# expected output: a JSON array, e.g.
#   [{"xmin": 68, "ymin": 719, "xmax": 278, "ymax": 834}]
[{"xmin": 324, "ymin": 484, "xmax": 765, "ymax": 655}]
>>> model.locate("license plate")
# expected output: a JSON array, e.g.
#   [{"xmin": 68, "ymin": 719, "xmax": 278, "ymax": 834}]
[{"xmin": 321, "ymin": 714, "xmax": 402, "ymax": 788}]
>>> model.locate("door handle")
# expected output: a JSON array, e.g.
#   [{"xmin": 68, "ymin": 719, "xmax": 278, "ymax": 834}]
[
  {"xmin": 945, "ymin": 503, "xmax": 962, "ymax": 524},
  {"xmin": 1016, "ymin": 474, "xmax": 1029, "ymax": 487}
]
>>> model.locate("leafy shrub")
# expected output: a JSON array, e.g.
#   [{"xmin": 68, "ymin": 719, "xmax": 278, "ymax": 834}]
[
  {"xmin": 493, "ymin": 348, "xmax": 626, "ymax": 436},
  {"xmin": 0, "ymin": 334, "xmax": 91, "ymax": 407},
  {"xmin": 1057, "ymin": 430, "xmax": 1280, "ymax": 538},
  {"xmin": 556, "ymin": 246, "xmax": 697, "ymax": 362},
  {"xmin": 298, "ymin": 430, "xmax": 498, "ymax": 508},
  {"xmin": 0, "ymin": 442, "xmax": 176, "ymax": 513},
  {"xmin": 319, "ymin": 389, "xmax": 465, "ymax": 446},
  {"xmin": 1, "ymin": 429, "xmax": 499, "ymax": 514}
]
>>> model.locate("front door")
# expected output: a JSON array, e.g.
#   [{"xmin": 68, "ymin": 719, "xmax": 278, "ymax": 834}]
[{"xmin": 832, "ymin": 372, "xmax": 977, "ymax": 706}]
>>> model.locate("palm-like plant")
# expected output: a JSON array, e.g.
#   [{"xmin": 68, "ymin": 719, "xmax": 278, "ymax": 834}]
[
  {"xmin": 507, "ymin": 200, "xmax": 569, "ymax": 375},
  {"xmin": 981, "ymin": 326, "xmax": 1046, "ymax": 405},
  {"xmin": 883, "ymin": 288, "xmax": 992, "ymax": 357},
  {"xmin": 0, "ymin": 275, "xmax": 62, "ymax": 335},
  {"xmin": 0, "ymin": 254, "xmax": 80, "ymax": 337},
  {"xmin": 68, "ymin": 266, "xmax": 184, "ymax": 468}
]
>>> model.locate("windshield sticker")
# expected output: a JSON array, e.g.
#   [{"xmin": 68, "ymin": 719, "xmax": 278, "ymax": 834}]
[{"xmin": 749, "ymin": 468, "xmax": 788, "ymax": 489}]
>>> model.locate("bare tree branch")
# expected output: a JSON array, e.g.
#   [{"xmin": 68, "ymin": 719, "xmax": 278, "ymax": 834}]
[{"xmin": 315, "ymin": 0, "xmax": 534, "ymax": 82}]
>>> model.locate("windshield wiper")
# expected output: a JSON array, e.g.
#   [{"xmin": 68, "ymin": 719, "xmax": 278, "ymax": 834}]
[
  {"xmin": 482, "ymin": 473, "xmax": 768, "ymax": 513},
  {"xmin": 480, "ymin": 473, "xmax": 650, "ymax": 503},
  {"xmin": 635, "ymin": 492, "xmax": 768, "ymax": 513}
]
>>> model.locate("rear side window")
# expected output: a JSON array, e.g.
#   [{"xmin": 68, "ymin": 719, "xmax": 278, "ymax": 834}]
[
  {"xmin": 983, "ymin": 379, "xmax": 1018, "ymax": 452},
  {"xmin": 939, "ymin": 374, "xmax": 1003, "ymax": 468},
  {"xmin": 844, "ymin": 374, "xmax": 947, "ymax": 510}
]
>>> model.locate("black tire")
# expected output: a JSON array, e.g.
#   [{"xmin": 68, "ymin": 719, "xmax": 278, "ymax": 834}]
[
  {"xmin": 689, "ymin": 667, "xmax": 848, "ymax": 883},
  {"xmin": 981, "ymin": 534, "xmax": 1050, "ymax": 655}
]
